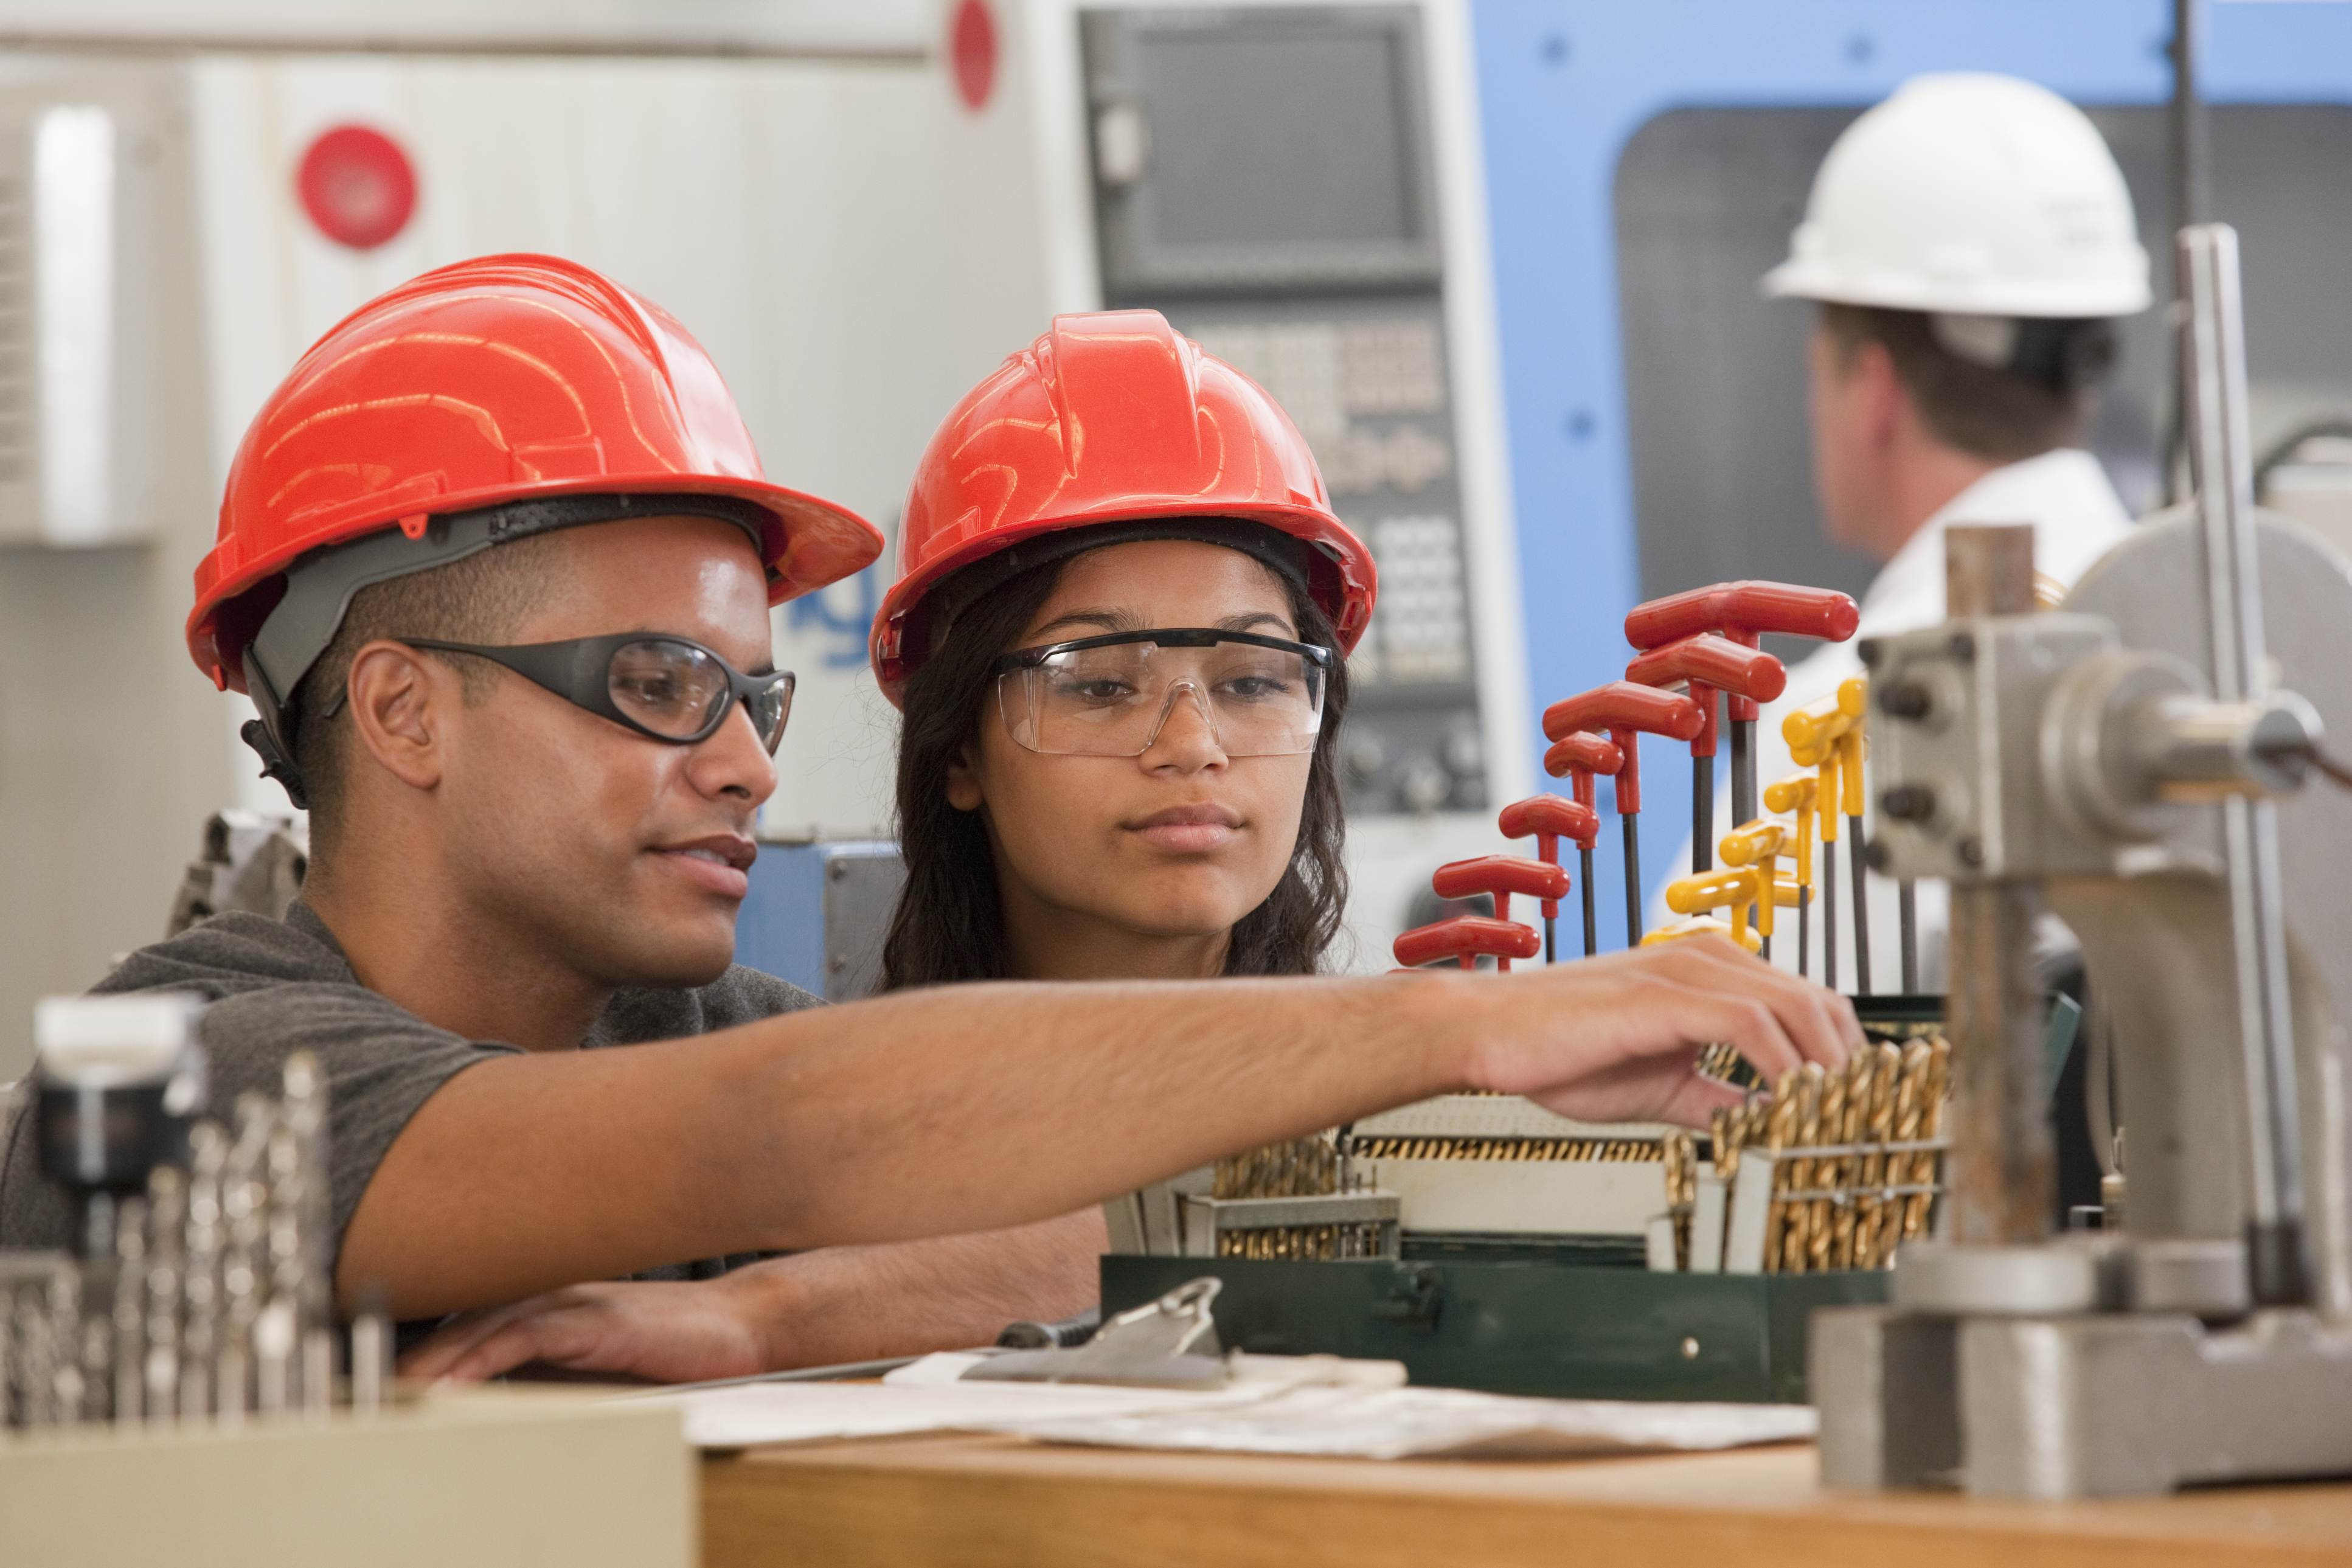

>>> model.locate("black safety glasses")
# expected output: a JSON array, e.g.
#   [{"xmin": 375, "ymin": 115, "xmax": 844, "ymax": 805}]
[{"xmin": 398, "ymin": 633, "xmax": 795, "ymax": 752}]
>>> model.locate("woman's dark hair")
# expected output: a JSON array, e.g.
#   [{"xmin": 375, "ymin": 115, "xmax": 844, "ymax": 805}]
[{"xmin": 879, "ymin": 543, "xmax": 1352, "ymax": 989}]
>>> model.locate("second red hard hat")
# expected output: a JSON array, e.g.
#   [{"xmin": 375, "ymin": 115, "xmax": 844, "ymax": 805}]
[{"xmin": 869, "ymin": 309, "xmax": 1377, "ymax": 703}]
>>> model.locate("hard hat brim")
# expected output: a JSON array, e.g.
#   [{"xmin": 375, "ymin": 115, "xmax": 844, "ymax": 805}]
[
  {"xmin": 1758, "ymin": 257, "xmax": 2153, "ymax": 318},
  {"xmin": 189, "ymin": 475, "xmax": 882, "ymax": 695}
]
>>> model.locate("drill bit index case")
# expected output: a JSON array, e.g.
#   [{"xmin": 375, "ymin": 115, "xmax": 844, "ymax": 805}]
[{"xmin": 1103, "ymin": 997, "xmax": 1949, "ymax": 1403}]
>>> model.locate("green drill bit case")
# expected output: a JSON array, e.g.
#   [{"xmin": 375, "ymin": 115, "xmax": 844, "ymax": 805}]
[{"xmin": 1100, "ymin": 996, "xmax": 2010, "ymax": 1405}]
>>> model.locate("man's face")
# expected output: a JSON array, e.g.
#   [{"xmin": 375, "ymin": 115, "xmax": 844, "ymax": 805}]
[{"xmin": 438, "ymin": 515, "xmax": 777, "ymax": 990}]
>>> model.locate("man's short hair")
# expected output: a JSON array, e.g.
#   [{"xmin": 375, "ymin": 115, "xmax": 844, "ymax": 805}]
[
  {"xmin": 1819, "ymin": 303, "xmax": 2117, "ymax": 463},
  {"xmin": 294, "ymin": 532, "xmax": 571, "ymax": 858}
]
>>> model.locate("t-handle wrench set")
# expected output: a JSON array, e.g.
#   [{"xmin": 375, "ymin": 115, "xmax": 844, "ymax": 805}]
[{"xmin": 1395, "ymin": 579, "xmax": 1917, "ymax": 996}]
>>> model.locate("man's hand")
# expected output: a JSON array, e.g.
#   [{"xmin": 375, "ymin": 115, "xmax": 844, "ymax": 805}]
[
  {"xmin": 401, "ymin": 1271, "xmax": 775, "ymax": 1386},
  {"xmin": 1471, "ymin": 934, "xmax": 1860, "ymax": 1124}
]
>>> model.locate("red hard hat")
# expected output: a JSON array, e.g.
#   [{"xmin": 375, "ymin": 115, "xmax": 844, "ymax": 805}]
[
  {"xmin": 188, "ymin": 253, "xmax": 883, "ymax": 695},
  {"xmin": 868, "ymin": 309, "xmax": 1375, "ymax": 704}
]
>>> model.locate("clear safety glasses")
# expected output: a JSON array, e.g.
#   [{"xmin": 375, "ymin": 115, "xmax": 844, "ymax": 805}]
[
  {"xmin": 399, "ymin": 633, "xmax": 796, "ymax": 752},
  {"xmin": 991, "ymin": 628, "xmax": 1332, "ymax": 758}
]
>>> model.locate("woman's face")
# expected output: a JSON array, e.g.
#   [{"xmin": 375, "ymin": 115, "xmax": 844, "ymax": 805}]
[{"xmin": 946, "ymin": 539, "xmax": 1317, "ymax": 979}]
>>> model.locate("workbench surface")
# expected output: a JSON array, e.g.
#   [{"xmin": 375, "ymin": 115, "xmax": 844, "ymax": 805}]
[{"xmin": 702, "ymin": 1435, "xmax": 2352, "ymax": 1568}]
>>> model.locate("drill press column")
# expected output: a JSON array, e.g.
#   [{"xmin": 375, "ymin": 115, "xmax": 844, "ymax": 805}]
[{"xmin": 1941, "ymin": 524, "xmax": 2055, "ymax": 1245}]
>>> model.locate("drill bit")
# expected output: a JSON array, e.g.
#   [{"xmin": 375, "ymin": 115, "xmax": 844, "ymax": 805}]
[
  {"xmin": 111, "ymin": 1195, "xmax": 148, "ymax": 1426},
  {"xmin": 180, "ymin": 1120, "xmax": 226, "ymax": 1421},
  {"xmin": 144, "ymin": 1164, "xmax": 186, "ymax": 1425},
  {"xmin": 217, "ymin": 1095, "xmax": 275, "ymax": 1425},
  {"xmin": 49, "ymin": 1264, "xmax": 85, "ymax": 1428}
]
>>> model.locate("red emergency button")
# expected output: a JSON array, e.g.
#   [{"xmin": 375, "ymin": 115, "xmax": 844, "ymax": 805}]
[{"xmin": 297, "ymin": 125, "xmax": 416, "ymax": 250}]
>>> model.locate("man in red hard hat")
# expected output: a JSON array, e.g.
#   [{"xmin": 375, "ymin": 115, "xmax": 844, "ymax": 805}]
[{"xmin": 0, "ymin": 258, "xmax": 1859, "ymax": 1381}]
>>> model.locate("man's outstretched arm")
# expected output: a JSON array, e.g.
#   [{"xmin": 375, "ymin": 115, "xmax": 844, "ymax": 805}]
[{"xmin": 343, "ymin": 936, "xmax": 1858, "ymax": 1318}]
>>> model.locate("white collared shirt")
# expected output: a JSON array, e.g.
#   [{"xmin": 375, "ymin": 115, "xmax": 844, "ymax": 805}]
[{"xmin": 1653, "ymin": 448, "xmax": 2135, "ymax": 990}]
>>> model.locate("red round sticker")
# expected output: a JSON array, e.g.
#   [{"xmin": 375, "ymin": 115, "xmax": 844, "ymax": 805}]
[
  {"xmin": 949, "ymin": 0, "xmax": 997, "ymax": 112},
  {"xmin": 297, "ymin": 125, "xmax": 416, "ymax": 250}
]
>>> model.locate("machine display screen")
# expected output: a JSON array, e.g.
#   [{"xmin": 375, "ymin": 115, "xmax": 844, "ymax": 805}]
[{"xmin": 1134, "ymin": 29, "xmax": 1417, "ymax": 249}]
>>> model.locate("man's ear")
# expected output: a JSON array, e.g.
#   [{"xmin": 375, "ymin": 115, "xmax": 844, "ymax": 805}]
[
  {"xmin": 1852, "ymin": 339, "xmax": 1907, "ymax": 451},
  {"xmin": 344, "ymin": 640, "xmax": 451, "ymax": 791},
  {"xmin": 945, "ymin": 738, "xmax": 985, "ymax": 812}
]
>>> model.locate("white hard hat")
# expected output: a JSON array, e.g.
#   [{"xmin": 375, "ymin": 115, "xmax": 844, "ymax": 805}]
[{"xmin": 1761, "ymin": 73, "xmax": 2152, "ymax": 319}]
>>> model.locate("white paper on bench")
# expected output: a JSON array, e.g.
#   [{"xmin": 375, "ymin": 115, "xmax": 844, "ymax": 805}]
[
  {"xmin": 639, "ymin": 1351, "xmax": 1815, "ymax": 1459},
  {"xmin": 640, "ymin": 1351, "xmax": 1401, "ymax": 1449},
  {"xmin": 988, "ymin": 1386, "xmax": 1820, "ymax": 1460}
]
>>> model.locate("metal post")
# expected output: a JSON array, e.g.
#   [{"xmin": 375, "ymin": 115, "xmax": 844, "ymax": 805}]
[
  {"xmin": 2166, "ymin": 0, "xmax": 2211, "ymax": 505},
  {"xmin": 2180, "ymin": 223, "xmax": 2308, "ymax": 1305},
  {"xmin": 1899, "ymin": 880, "xmax": 1918, "ymax": 993},
  {"xmin": 1693, "ymin": 755, "xmax": 1713, "ymax": 874},
  {"xmin": 1730, "ymin": 719, "xmax": 1757, "ymax": 842},
  {"xmin": 1797, "ymin": 885, "xmax": 1811, "ymax": 979},
  {"xmin": 1623, "ymin": 815, "xmax": 1644, "ymax": 946},
  {"xmin": 1944, "ymin": 524, "xmax": 2054, "ymax": 1244},
  {"xmin": 1580, "ymin": 845, "xmax": 1599, "ymax": 957},
  {"xmin": 1849, "ymin": 827, "xmax": 1872, "ymax": 996},
  {"xmin": 1822, "ymin": 847, "xmax": 1837, "ymax": 992}
]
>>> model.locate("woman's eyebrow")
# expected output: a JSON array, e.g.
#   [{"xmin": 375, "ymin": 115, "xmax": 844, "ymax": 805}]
[
  {"xmin": 1023, "ymin": 608, "xmax": 1299, "ymax": 640},
  {"xmin": 1217, "ymin": 611, "xmax": 1295, "ymax": 634},
  {"xmin": 1025, "ymin": 608, "xmax": 1139, "ymax": 639}
]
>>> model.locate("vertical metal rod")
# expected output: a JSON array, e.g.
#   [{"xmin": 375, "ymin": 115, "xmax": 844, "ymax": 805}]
[
  {"xmin": 1580, "ymin": 845, "xmax": 1598, "ymax": 957},
  {"xmin": 1944, "ymin": 524, "xmax": 2053, "ymax": 1245},
  {"xmin": 1544, "ymin": 915, "xmax": 1556, "ymax": 966},
  {"xmin": 2166, "ymin": 0, "xmax": 2211, "ymax": 504},
  {"xmin": 1822, "ymin": 847, "xmax": 1839, "ymax": 993},
  {"xmin": 1899, "ymin": 880, "xmax": 1918, "ymax": 994},
  {"xmin": 1797, "ymin": 886, "xmax": 1811, "ymax": 979},
  {"xmin": 1693, "ymin": 755, "xmax": 1713, "ymax": 874},
  {"xmin": 1730, "ymin": 719, "xmax": 1756, "ymax": 839},
  {"xmin": 2181, "ymin": 223, "xmax": 2308, "ymax": 1304},
  {"xmin": 1623, "ymin": 814, "xmax": 1644, "ymax": 947},
  {"xmin": 1848, "ymin": 824, "xmax": 1872, "ymax": 996}
]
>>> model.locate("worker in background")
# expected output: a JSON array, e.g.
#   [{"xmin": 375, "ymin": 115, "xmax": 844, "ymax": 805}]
[
  {"xmin": 406, "ymin": 310, "xmax": 1373, "ymax": 1380},
  {"xmin": 1662, "ymin": 74, "xmax": 2152, "ymax": 988},
  {"xmin": 0, "ymin": 262, "xmax": 1858, "ymax": 1365}
]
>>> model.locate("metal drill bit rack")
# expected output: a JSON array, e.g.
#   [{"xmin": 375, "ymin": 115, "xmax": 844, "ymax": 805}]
[{"xmin": 1, "ymin": 1033, "xmax": 390, "ymax": 1435}]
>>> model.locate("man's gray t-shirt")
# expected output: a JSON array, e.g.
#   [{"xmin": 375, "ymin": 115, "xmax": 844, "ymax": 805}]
[{"xmin": 0, "ymin": 903, "xmax": 821, "ymax": 1291}]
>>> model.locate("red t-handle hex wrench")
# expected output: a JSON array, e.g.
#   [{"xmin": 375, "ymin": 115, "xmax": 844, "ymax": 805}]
[
  {"xmin": 1541, "ymin": 682, "xmax": 1702, "ymax": 948},
  {"xmin": 1393, "ymin": 915, "xmax": 1544, "ymax": 971},
  {"xmin": 1431, "ymin": 854, "xmax": 1570, "ymax": 971},
  {"xmin": 1496, "ymin": 795, "xmax": 1596, "ymax": 963},
  {"xmin": 1538, "ymin": 735, "xmax": 1619, "ymax": 957},
  {"xmin": 1623, "ymin": 581, "xmax": 1859, "ymax": 835},
  {"xmin": 1624, "ymin": 633, "xmax": 1786, "ymax": 877}
]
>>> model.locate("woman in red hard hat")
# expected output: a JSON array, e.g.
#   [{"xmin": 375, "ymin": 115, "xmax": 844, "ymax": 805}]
[
  {"xmin": 839, "ymin": 311, "xmax": 1378, "ymax": 1344},
  {"xmin": 873, "ymin": 309, "xmax": 1376, "ymax": 990}
]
